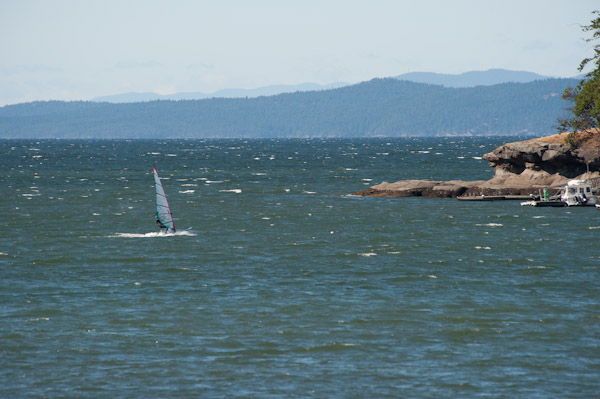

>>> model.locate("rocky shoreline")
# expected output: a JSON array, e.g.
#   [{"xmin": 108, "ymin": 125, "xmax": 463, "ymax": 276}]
[{"xmin": 353, "ymin": 130, "xmax": 600, "ymax": 199}]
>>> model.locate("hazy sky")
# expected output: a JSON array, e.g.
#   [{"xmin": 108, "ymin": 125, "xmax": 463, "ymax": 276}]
[{"xmin": 0, "ymin": 0, "xmax": 598, "ymax": 106}]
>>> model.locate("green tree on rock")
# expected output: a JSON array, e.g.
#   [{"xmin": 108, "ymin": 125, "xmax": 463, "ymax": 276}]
[{"xmin": 558, "ymin": 10, "xmax": 600, "ymax": 135}]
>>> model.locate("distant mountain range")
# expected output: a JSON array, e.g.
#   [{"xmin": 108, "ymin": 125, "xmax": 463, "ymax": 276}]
[
  {"xmin": 0, "ymin": 76, "xmax": 578, "ymax": 139},
  {"xmin": 92, "ymin": 82, "xmax": 349, "ymax": 103},
  {"xmin": 92, "ymin": 69, "xmax": 574, "ymax": 104},
  {"xmin": 394, "ymin": 69, "xmax": 554, "ymax": 88}
]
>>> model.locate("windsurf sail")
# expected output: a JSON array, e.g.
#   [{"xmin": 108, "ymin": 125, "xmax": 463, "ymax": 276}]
[{"xmin": 153, "ymin": 167, "xmax": 176, "ymax": 233}]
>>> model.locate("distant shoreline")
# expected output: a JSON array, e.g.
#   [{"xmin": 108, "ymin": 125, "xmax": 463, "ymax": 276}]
[{"xmin": 0, "ymin": 78, "xmax": 578, "ymax": 139}]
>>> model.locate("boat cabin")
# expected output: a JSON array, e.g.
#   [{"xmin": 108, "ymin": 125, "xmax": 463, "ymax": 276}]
[{"xmin": 560, "ymin": 179, "xmax": 598, "ymax": 206}]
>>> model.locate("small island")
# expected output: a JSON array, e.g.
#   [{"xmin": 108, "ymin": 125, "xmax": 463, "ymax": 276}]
[{"xmin": 353, "ymin": 129, "xmax": 600, "ymax": 199}]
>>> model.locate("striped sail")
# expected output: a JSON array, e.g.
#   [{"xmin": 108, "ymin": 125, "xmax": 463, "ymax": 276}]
[{"xmin": 153, "ymin": 167, "xmax": 175, "ymax": 232}]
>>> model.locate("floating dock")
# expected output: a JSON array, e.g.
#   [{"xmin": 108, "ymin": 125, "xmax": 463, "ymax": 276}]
[
  {"xmin": 520, "ymin": 200, "xmax": 566, "ymax": 207},
  {"xmin": 456, "ymin": 195, "xmax": 531, "ymax": 201}
]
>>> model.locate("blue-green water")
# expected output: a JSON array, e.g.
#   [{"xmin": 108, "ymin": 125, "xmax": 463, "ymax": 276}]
[{"xmin": 2, "ymin": 138, "xmax": 599, "ymax": 398}]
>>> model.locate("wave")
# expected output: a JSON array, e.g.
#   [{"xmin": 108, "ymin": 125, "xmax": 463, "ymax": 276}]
[
  {"xmin": 109, "ymin": 230, "xmax": 196, "ymax": 238},
  {"xmin": 359, "ymin": 252, "xmax": 377, "ymax": 257},
  {"xmin": 219, "ymin": 189, "xmax": 242, "ymax": 193}
]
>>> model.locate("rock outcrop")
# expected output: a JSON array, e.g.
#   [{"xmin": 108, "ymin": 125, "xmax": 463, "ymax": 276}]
[
  {"xmin": 354, "ymin": 129, "xmax": 600, "ymax": 198},
  {"xmin": 482, "ymin": 129, "xmax": 600, "ymax": 187}
]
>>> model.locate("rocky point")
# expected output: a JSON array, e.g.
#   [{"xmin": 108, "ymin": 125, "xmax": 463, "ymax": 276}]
[{"xmin": 353, "ymin": 129, "xmax": 600, "ymax": 198}]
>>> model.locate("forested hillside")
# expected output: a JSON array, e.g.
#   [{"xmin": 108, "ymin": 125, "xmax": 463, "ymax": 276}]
[{"xmin": 0, "ymin": 78, "xmax": 577, "ymax": 138}]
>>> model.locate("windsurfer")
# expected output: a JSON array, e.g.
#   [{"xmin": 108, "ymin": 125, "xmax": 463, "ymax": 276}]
[
  {"xmin": 156, "ymin": 214, "xmax": 176, "ymax": 233},
  {"xmin": 156, "ymin": 214, "xmax": 168, "ymax": 232},
  {"xmin": 153, "ymin": 167, "xmax": 176, "ymax": 234}
]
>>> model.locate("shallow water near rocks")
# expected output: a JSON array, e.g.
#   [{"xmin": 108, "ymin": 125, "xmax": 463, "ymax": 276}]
[{"xmin": 2, "ymin": 138, "xmax": 599, "ymax": 398}]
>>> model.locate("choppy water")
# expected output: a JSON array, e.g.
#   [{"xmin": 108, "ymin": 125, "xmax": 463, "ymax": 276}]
[{"xmin": 2, "ymin": 138, "xmax": 599, "ymax": 398}]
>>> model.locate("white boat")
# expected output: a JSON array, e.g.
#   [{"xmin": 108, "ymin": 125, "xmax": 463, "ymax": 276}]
[
  {"xmin": 153, "ymin": 167, "xmax": 176, "ymax": 233},
  {"xmin": 520, "ymin": 179, "xmax": 598, "ymax": 207},
  {"xmin": 560, "ymin": 179, "xmax": 598, "ymax": 206}
]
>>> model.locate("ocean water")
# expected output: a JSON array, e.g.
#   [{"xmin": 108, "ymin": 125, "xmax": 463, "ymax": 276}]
[{"xmin": 2, "ymin": 138, "xmax": 599, "ymax": 398}]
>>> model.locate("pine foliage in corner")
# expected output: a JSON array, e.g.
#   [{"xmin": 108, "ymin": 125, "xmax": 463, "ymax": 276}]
[{"xmin": 558, "ymin": 10, "xmax": 600, "ymax": 134}]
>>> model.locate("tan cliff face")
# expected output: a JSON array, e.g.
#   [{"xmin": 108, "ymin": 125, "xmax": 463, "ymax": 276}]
[{"xmin": 482, "ymin": 129, "xmax": 600, "ymax": 187}]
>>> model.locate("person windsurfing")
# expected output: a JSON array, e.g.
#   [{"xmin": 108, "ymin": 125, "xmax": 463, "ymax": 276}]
[
  {"xmin": 153, "ymin": 167, "xmax": 176, "ymax": 234},
  {"xmin": 156, "ymin": 213, "xmax": 169, "ymax": 233}
]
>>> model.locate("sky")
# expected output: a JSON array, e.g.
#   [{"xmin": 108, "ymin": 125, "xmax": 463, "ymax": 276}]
[{"xmin": 0, "ymin": 0, "xmax": 598, "ymax": 106}]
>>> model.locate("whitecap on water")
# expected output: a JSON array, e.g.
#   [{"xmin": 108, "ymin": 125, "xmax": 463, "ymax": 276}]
[
  {"xmin": 220, "ymin": 189, "xmax": 242, "ymax": 193},
  {"xmin": 179, "ymin": 190, "xmax": 195, "ymax": 194},
  {"xmin": 109, "ymin": 231, "xmax": 197, "ymax": 238},
  {"xmin": 26, "ymin": 317, "xmax": 50, "ymax": 322}
]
